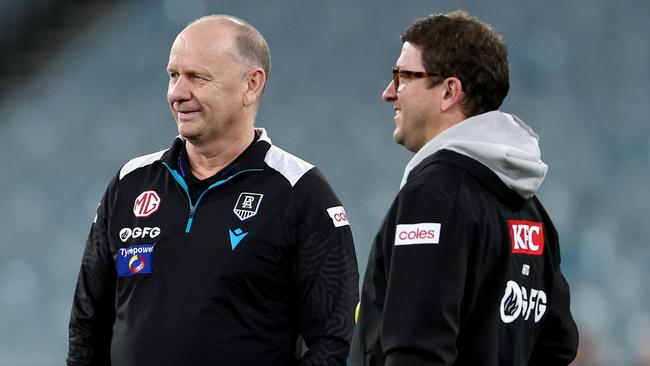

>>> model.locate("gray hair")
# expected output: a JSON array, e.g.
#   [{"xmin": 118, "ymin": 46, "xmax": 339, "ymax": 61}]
[{"xmin": 189, "ymin": 15, "xmax": 271, "ymax": 81}]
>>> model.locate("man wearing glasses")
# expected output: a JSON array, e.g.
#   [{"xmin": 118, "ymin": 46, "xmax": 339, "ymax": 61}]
[
  {"xmin": 350, "ymin": 10, "xmax": 578, "ymax": 366},
  {"xmin": 68, "ymin": 15, "xmax": 358, "ymax": 366}
]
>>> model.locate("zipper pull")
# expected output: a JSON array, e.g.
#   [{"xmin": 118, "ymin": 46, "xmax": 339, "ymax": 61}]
[{"xmin": 185, "ymin": 206, "xmax": 196, "ymax": 233}]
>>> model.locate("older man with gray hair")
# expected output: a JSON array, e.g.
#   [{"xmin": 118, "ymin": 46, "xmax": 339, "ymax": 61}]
[{"xmin": 68, "ymin": 15, "xmax": 358, "ymax": 366}]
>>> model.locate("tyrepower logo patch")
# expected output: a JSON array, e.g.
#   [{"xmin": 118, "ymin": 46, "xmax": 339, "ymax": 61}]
[
  {"xmin": 133, "ymin": 191, "xmax": 161, "ymax": 217},
  {"xmin": 117, "ymin": 244, "xmax": 155, "ymax": 276},
  {"xmin": 509, "ymin": 220, "xmax": 544, "ymax": 255},
  {"xmin": 394, "ymin": 223, "xmax": 441, "ymax": 246},
  {"xmin": 327, "ymin": 206, "xmax": 350, "ymax": 227}
]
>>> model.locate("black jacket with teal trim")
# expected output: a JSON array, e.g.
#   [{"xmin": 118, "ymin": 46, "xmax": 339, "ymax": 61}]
[{"xmin": 68, "ymin": 129, "xmax": 359, "ymax": 366}]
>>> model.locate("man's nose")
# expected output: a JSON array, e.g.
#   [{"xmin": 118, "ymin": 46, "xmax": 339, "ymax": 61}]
[
  {"xmin": 382, "ymin": 79, "xmax": 397, "ymax": 102},
  {"xmin": 168, "ymin": 76, "xmax": 191, "ymax": 103}
]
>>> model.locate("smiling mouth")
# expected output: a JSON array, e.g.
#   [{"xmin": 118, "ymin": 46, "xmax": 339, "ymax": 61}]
[{"xmin": 177, "ymin": 111, "xmax": 200, "ymax": 120}]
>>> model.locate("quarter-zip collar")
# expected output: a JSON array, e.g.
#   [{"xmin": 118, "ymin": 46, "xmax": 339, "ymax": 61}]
[
  {"xmin": 159, "ymin": 128, "xmax": 272, "ymax": 233},
  {"xmin": 160, "ymin": 128, "xmax": 272, "ymax": 174}
]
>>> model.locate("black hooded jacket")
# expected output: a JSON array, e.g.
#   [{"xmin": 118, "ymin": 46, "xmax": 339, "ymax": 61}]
[{"xmin": 350, "ymin": 111, "xmax": 578, "ymax": 366}]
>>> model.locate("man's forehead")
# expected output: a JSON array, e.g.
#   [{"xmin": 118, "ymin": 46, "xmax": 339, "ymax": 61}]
[
  {"xmin": 396, "ymin": 42, "xmax": 423, "ymax": 68},
  {"xmin": 168, "ymin": 28, "xmax": 237, "ymax": 66},
  {"xmin": 173, "ymin": 25, "xmax": 233, "ymax": 50}
]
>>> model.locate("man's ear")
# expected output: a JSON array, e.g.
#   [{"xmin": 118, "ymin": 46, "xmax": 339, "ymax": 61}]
[
  {"xmin": 440, "ymin": 77, "xmax": 464, "ymax": 112},
  {"xmin": 243, "ymin": 68, "xmax": 266, "ymax": 107}
]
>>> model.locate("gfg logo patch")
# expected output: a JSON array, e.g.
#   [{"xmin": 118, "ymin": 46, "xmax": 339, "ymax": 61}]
[
  {"xmin": 394, "ymin": 223, "xmax": 441, "ymax": 245},
  {"xmin": 500, "ymin": 280, "xmax": 547, "ymax": 324},
  {"xmin": 133, "ymin": 191, "xmax": 161, "ymax": 217},
  {"xmin": 119, "ymin": 227, "xmax": 161, "ymax": 242},
  {"xmin": 509, "ymin": 220, "xmax": 544, "ymax": 255},
  {"xmin": 117, "ymin": 244, "xmax": 155, "ymax": 276}
]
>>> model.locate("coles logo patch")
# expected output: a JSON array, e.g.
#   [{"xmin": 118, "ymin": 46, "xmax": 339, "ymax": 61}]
[
  {"xmin": 509, "ymin": 220, "xmax": 544, "ymax": 255},
  {"xmin": 117, "ymin": 244, "xmax": 155, "ymax": 276},
  {"xmin": 327, "ymin": 206, "xmax": 350, "ymax": 227},
  {"xmin": 133, "ymin": 191, "xmax": 161, "ymax": 217},
  {"xmin": 394, "ymin": 223, "xmax": 441, "ymax": 245}
]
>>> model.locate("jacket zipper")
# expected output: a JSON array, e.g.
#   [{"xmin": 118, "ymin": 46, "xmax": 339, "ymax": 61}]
[
  {"xmin": 186, "ymin": 206, "xmax": 196, "ymax": 233},
  {"xmin": 162, "ymin": 162, "xmax": 263, "ymax": 233}
]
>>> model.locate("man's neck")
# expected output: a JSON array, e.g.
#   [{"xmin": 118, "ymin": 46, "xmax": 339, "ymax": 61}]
[
  {"xmin": 423, "ymin": 110, "xmax": 468, "ymax": 147},
  {"xmin": 185, "ymin": 128, "xmax": 255, "ymax": 180}
]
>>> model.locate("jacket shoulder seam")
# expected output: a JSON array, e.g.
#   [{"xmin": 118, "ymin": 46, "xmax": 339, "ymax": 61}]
[
  {"xmin": 119, "ymin": 149, "xmax": 167, "ymax": 180},
  {"xmin": 264, "ymin": 145, "xmax": 314, "ymax": 187}
]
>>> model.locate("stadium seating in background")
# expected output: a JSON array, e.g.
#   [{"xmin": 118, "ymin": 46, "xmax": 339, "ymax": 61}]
[{"xmin": 0, "ymin": 0, "xmax": 115, "ymax": 98}]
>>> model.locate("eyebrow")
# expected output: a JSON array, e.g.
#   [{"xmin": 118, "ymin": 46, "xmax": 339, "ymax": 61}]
[{"xmin": 166, "ymin": 64, "xmax": 212, "ymax": 76}]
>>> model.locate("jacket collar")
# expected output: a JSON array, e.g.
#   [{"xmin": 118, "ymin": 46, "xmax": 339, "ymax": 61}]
[
  {"xmin": 159, "ymin": 128, "xmax": 272, "ymax": 176},
  {"xmin": 400, "ymin": 111, "xmax": 547, "ymax": 199},
  {"xmin": 411, "ymin": 149, "xmax": 528, "ymax": 210}
]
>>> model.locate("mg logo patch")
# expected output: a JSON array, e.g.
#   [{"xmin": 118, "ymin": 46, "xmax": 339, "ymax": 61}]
[
  {"xmin": 133, "ymin": 191, "xmax": 161, "ymax": 217},
  {"xmin": 508, "ymin": 220, "xmax": 544, "ymax": 255},
  {"xmin": 117, "ymin": 244, "xmax": 155, "ymax": 276},
  {"xmin": 233, "ymin": 192, "xmax": 264, "ymax": 221}
]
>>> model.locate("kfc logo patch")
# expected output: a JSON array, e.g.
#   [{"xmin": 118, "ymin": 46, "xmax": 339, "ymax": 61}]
[
  {"xmin": 394, "ymin": 223, "xmax": 441, "ymax": 246},
  {"xmin": 509, "ymin": 220, "xmax": 544, "ymax": 255},
  {"xmin": 327, "ymin": 206, "xmax": 350, "ymax": 227},
  {"xmin": 133, "ymin": 191, "xmax": 161, "ymax": 217},
  {"xmin": 233, "ymin": 192, "xmax": 264, "ymax": 221}
]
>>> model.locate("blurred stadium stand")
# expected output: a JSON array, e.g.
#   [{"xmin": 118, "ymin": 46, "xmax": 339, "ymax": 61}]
[
  {"xmin": 0, "ymin": 0, "xmax": 648, "ymax": 365},
  {"xmin": 0, "ymin": 0, "xmax": 113, "ymax": 96}
]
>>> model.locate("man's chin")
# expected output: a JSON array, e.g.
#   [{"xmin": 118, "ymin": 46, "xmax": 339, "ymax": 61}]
[
  {"xmin": 393, "ymin": 132, "xmax": 420, "ymax": 152},
  {"xmin": 393, "ymin": 130, "xmax": 404, "ymax": 146},
  {"xmin": 178, "ymin": 128, "xmax": 201, "ymax": 142}
]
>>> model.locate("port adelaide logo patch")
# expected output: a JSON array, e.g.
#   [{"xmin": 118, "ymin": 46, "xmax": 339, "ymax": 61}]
[{"xmin": 233, "ymin": 192, "xmax": 264, "ymax": 221}]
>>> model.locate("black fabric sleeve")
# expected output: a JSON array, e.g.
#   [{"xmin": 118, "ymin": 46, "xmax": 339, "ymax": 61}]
[
  {"xmin": 529, "ymin": 272, "xmax": 579, "ymax": 365},
  {"xmin": 67, "ymin": 177, "xmax": 117, "ymax": 366},
  {"xmin": 292, "ymin": 168, "xmax": 359, "ymax": 366},
  {"xmin": 380, "ymin": 182, "xmax": 472, "ymax": 366},
  {"xmin": 529, "ymin": 226, "xmax": 579, "ymax": 365}
]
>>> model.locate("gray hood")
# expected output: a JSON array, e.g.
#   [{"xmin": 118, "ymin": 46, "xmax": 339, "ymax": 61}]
[{"xmin": 400, "ymin": 111, "xmax": 548, "ymax": 199}]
